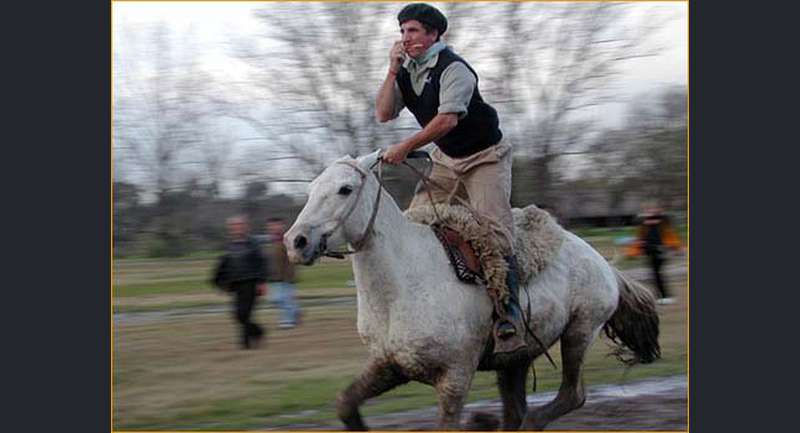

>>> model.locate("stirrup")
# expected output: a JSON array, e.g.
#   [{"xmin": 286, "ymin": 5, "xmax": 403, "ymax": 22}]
[{"xmin": 492, "ymin": 320, "xmax": 527, "ymax": 354}]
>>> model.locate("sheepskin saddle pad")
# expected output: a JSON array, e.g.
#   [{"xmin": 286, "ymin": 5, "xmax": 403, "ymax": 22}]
[{"xmin": 405, "ymin": 204, "xmax": 565, "ymax": 295}]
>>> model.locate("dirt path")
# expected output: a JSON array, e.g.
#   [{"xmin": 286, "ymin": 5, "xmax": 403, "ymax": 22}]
[{"xmin": 266, "ymin": 375, "xmax": 687, "ymax": 431}]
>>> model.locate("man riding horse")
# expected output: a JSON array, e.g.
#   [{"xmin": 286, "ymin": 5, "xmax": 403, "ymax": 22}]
[{"xmin": 377, "ymin": 3, "xmax": 526, "ymax": 355}]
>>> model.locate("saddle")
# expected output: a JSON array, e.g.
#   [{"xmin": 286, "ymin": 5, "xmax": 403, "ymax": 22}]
[
  {"xmin": 406, "ymin": 203, "xmax": 566, "ymax": 300},
  {"xmin": 431, "ymin": 224, "xmax": 484, "ymax": 285}
]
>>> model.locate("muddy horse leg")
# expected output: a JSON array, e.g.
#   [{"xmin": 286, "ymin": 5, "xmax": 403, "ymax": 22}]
[
  {"xmin": 522, "ymin": 324, "xmax": 598, "ymax": 430},
  {"xmin": 336, "ymin": 359, "xmax": 409, "ymax": 431},
  {"xmin": 435, "ymin": 367, "xmax": 476, "ymax": 430},
  {"xmin": 496, "ymin": 359, "xmax": 531, "ymax": 430}
]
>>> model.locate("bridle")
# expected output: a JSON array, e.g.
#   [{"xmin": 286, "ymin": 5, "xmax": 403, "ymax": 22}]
[
  {"xmin": 316, "ymin": 156, "xmax": 386, "ymax": 259},
  {"xmin": 314, "ymin": 150, "xmax": 452, "ymax": 258}
]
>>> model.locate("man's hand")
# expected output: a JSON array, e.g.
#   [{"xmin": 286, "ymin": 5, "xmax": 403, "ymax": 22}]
[
  {"xmin": 389, "ymin": 41, "xmax": 405, "ymax": 74},
  {"xmin": 256, "ymin": 283, "xmax": 267, "ymax": 297},
  {"xmin": 382, "ymin": 114, "xmax": 458, "ymax": 164},
  {"xmin": 383, "ymin": 143, "xmax": 409, "ymax": 165}
]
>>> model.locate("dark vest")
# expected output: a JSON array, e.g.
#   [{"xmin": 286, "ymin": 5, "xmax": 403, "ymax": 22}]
[{"xmin": 397, "ymin": 48, "xmax": 502, "ymax": 158}]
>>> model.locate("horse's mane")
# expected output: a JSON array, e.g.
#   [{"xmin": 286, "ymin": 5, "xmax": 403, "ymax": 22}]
[{"xmin": 355, "ymin": 151, "xmax": 381, "ymax": 171}]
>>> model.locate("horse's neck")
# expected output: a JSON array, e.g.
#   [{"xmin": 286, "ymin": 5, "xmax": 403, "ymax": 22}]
[
  {"xmin": 350, "ymin": 189, "xmax": 439, "ymax": 305},
  {"xmin": 351, "ymin": 189, "xmax": 415, "ymax": 277}
]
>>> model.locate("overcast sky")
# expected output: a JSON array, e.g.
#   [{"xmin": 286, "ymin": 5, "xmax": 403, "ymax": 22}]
[
  {"xmin": 113, "ymin": 1, "xmax": 687, "ymax": 101},
  {"xmin": 113, "ymin": 1, "xmax": 687, "ymax": 197}
]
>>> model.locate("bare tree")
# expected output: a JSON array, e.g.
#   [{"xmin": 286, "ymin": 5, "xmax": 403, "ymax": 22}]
[
  {"xmin": 585, "ymin": 85, "xmax": 687, "ymax": 211},
  {"xmin": 114, "ymin": 22, "xmax": 223, "ymax": 255},
  {"xmin": 226, "ymin": 2, "xmax": 423, "ymax": 177},
  {"xmin": 484, "ymin": 3, "xmax": 675, "ymax": 206},
  {"xmin": 115, "ymin": 23, "xmax": 213, "ymax": 196}
]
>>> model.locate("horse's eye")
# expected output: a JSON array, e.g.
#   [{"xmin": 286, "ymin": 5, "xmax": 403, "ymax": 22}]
[{"xmin": 338, "ymin": 185, "xmax": 353, "ymax": 196}]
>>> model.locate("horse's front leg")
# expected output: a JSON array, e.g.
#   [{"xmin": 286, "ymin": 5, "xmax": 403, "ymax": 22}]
[
  {"xmin": 336, "ymin": 358, "xmax": 409, "ymax": 431},
  {"xmin": 434, "ymin": 366, "xmax": 476, "ymax": 430}
]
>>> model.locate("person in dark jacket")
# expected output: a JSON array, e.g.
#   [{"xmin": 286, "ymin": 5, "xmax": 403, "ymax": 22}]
[
  {"xmin": 376, "ymin": 3, "xmax": 525, "ymax": 355},
  {"xmin": 212, "ymin": 215, "xmax": 269, "ymax": 349}
]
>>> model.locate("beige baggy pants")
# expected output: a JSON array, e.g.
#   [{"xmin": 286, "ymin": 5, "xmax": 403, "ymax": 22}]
[{"xmin": 408, "ymin": 140, "xmax": 515, "ymax": 255}]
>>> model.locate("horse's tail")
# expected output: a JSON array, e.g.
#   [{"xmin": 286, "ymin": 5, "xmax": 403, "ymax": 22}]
[{"xmin": 603, "ymin": 268, "xmax": 661, "ymax": 365}]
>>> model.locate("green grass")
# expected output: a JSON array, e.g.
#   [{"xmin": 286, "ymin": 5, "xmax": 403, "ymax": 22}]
[
  {"xmin": 114, "ymin": 282, "xmax": 687, "ymax": 430},
  {"xmin": 117, "ymin": 338, "xmax": 686, "ymax": 430},
  {"xmin": 292, "ymin": 260, "xmax": 354, "ymax": 289},
  {"xmin": 114, "ymin": 249, "xmax": 224, "ymax": 261},
  {"xmin": 114, "ymin": 279, "xmax": 214, "ymax": 297},
  {"xmin": 120, "ymin": 375, "xmax": 356, "ymax": 430},
  {"xmin": 120, "ymin": 365, "xmax": 688, "ymax": 430},
  {"xmin": 114, "ymin": 300, "xmax": 225, "ymax": 314},
  {"xmin": 571, "ymin": 226, "xmax": 638, "ymax": 238},
  {"xmin": 114, "ymin": 258, "xmax": 354, "ymax": 298}
]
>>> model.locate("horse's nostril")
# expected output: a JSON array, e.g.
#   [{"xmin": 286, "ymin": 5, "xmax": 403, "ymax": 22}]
[{"xmin": 294, "ymin": 235, "xmax": 308, "ymax": 250}]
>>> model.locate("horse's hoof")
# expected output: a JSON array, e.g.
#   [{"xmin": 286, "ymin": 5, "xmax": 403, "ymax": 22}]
[{"xmin": 467, "ymin": 411, "xmax": 500, "ymax": 431}]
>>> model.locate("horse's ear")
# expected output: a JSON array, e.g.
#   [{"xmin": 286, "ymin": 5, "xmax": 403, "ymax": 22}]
[{"xmin": 356, "ymin": 150, "xmax": 381, "ymax": 169}]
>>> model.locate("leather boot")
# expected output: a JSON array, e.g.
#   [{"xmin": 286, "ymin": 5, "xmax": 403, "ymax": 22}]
[{"xmin": 493, "ymin": 255, "xmax": 528, "ymax": 355}]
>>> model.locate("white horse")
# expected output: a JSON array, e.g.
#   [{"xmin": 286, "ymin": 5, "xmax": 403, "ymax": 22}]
[{"xmin": 285, "ymin": 152, "xmax": 660, "ymax": 431}]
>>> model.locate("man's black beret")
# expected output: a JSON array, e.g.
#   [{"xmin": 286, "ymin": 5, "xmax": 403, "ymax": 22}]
[{"xmin": 398, "ymin": 3, "xmax": 448, "ymax": 36}]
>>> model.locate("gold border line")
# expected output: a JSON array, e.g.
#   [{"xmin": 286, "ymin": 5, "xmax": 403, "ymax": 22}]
[
  {"xmin": 684, "ymin": 0, "xmax": 690, "ymax": 430},
  {"xmin": 110, "ymin": 1, "xmax": 116, "ymax": 432}
]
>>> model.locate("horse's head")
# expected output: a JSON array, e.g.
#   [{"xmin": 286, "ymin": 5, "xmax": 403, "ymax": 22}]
[{"xmin": 285, "ymin": 152, "xmax": 382, "ymax": 265}]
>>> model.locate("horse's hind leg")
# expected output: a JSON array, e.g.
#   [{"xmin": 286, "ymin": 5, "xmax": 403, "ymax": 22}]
[
  {"xmin": 496, "ymin": 359, "xmax": 531, "ymax": 430},
  {"xmin": 336, "ymin": 359, "xmax": 409, "ymax": 431},
  {"xmin": 522, "ymin": 322, "xmax": 599, "ymax": 430}
]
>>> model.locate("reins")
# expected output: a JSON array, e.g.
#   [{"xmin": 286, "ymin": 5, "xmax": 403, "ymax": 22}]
[
  {"xmin": 321, "ymin": 157, "xmax": 386, "ymax": 258},
  {"xmin": 400, "ymin": 157, "xmax": 495, "ymax": 231}
]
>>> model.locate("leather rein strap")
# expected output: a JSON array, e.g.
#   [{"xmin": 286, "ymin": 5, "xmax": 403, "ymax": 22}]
[{"xmin": 401, "ymin": 158, "xmax": 498, "ymax": 232}]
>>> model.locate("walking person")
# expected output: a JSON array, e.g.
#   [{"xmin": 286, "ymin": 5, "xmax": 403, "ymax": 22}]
[
  {"xmin": 262, "ymin": 217, "xmax": 302, "ymax": 329},
  {"xmin": 626, "ymin": 204, "xmax": 684, "ymax": 304},
  {"xmin": 212, "ymin": 215, "xmax": 269, "ymax": 349}
]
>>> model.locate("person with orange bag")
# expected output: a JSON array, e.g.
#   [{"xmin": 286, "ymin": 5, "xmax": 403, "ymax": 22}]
[{"xmin": 626, "ymin": 204, "xmax": 684, "ymax": 304}]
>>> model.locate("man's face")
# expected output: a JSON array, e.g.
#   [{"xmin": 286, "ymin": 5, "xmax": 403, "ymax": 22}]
[
  {"xmin": 400, "ymin": 20, "xmax": 437, "ymax": 59},
  {"xmin": 227, "ymin": 219, "xmax": 248, "ymax": 239}
]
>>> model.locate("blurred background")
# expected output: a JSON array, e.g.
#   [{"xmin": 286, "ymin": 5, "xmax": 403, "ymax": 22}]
[{"xmin": 113, "ymin": 1, "xmax": 688, "ymax": 431}]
